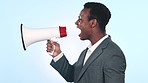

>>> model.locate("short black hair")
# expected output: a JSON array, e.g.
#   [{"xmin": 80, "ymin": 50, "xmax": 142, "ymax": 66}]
[{"xmin": 84, "ymin": 2, "xmax": 111, "ymax": 33}]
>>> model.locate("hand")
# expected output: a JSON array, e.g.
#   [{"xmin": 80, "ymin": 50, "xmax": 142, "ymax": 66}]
[{"xmin": 46, "ymin": 40, "xmax": 62, "ymax": 57}]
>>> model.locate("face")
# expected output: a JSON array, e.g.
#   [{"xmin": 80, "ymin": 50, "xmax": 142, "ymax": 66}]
[{"xmin": 75, "ymin": 8, "xmax": 92, "ymax": 40}]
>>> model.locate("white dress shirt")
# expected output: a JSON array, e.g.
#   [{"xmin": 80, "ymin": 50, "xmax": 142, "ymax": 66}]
[
  {"xmin": 83, "ymin": 35, "xmax": 108, "ymax": 65},
  {"xmin": 52, "ymin": 35, "xmax": 109, "ymax": 63}
]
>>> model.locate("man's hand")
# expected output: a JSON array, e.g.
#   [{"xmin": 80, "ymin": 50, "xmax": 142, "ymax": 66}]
[{"xmin": 46, "ymin": 40, "xmax": 62, "ymax": 57}]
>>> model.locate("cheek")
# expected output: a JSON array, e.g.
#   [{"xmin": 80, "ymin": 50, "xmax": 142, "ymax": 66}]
[
  {"xmin": 81, "ymin": 27, "xmax": 91, "ymax": 36},
  {"xmin": 79, "ymin": 21, "xmax": 91, "ymax": 33}
]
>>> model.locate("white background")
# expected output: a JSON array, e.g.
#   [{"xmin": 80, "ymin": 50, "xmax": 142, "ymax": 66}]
[{"xmin": 0, "ymin": 0, "xmax": 148, "ymax": 83}]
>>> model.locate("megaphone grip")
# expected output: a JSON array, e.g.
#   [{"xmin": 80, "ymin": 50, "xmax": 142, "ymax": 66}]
[{"xmin": 59, "ymin": 26, "xmax": 67, "ymax": 37}]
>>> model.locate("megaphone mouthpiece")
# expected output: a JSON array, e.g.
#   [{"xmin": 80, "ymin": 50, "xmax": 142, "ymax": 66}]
[{"xmin": 59, "ymin": 26, "xmax": 67, "ymax": 37}]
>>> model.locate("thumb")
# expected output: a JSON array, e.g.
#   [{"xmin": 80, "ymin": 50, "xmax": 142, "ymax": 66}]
[{"xmin": 52, "ymin": 42, "xmax": 60, "ymax": 47}]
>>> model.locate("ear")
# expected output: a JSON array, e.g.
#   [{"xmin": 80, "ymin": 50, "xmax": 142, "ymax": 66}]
[{"xmin": 90, "ymin": 19, "xmax": 97, "ymax": 28}]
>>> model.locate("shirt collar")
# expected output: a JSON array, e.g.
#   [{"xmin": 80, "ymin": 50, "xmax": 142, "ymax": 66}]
[{"xmin": 87, "ymin": 35, "xmax": 109, "ymax": 52}]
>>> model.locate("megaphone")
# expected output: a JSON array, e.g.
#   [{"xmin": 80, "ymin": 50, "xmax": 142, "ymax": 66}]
[{"xmin": 20, "ymin": 24, "xmax": 67, "ymax": 50}]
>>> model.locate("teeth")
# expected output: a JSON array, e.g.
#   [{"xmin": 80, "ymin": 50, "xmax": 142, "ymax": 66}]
[{"xmin": 77, "ymin": 29, "xmax": 81, "ymax": 34}]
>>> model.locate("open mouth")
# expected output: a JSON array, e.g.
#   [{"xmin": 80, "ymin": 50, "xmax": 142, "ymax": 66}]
[{"xmin": 77, "ymin": 29, "xmax": 81, "ymax": 37}]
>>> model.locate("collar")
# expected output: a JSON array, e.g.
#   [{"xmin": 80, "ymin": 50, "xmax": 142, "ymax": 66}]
[{"xmin": 87, "ymin": 35, "xmax": 109, "ymax": 53}]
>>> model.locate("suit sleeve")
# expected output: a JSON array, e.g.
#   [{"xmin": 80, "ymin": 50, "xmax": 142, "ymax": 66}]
[
  {"xmin": 104, "ymin": 54, "xmax": 126, "ymax": 83},
  {"xmin": 50, "ymin": 55, "xmax": 74, "ymax": 82}
]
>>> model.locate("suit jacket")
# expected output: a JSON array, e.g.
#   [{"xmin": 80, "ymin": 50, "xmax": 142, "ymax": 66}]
[{"xmin": 50, "ymin": 36, "xmax": 126, "ymax": 83}]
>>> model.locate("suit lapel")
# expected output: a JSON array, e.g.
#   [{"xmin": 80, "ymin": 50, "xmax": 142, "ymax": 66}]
[
  {"xmin": 75, "ymin": 48, "xmax": 88, "ymax": 74},
  {"xmin": 75, "ymin": 37, "xmax": 111, "ymax": 83}
]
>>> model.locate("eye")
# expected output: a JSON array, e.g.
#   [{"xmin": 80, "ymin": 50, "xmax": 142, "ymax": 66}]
[
  {"xmin": 78, "ymin": 18, "xmax": 82, "ymax": 22},
  {"xmin": 77, "ymin": 16, "xmax": 82, "ymax": 24}
]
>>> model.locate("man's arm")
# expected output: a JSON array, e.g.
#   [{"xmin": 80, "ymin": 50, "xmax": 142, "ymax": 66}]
[
  {"xmin": 50, "ymin": 55, "xmax": 74, "ymax": 82},
  {"xmin": 104, "ymin": 54, "xmax": 126, "ymax": 83}
]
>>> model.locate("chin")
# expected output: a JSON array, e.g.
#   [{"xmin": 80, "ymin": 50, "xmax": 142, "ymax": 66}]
[
  {"xmin": 79, "ymin": 36, "xmax": 87, "ymax": 40},
  {"xmin": 79, "ymin": 33, "xmax": 87, "ymax": 40},
  {"xmin": 80, "ymin": 38, "xmax": 85, "ymax": 40}
]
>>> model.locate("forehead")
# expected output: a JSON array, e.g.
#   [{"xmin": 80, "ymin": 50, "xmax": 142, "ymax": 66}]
[{"xmin": 79, "ymin": 8, "xmax": 90, "ymax": 18}]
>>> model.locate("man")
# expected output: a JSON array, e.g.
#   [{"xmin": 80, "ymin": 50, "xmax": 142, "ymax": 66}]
[{"xmin": 47, "ymin": 2, "xmax": 126, "ymax": 83}]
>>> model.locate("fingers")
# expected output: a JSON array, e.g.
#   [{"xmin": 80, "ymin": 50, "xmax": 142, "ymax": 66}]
[
  {"xmin": 46, "ymin": 40, "xmax": 61, "ymax": 57},
  {"xmin": 46, "ymin": 40, "xmax": 54, "ymax": 52}
]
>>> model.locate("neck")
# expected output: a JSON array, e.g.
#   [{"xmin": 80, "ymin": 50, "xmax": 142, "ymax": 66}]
[{"xmin": 90, "ymin": 33, "xmax": 106, "ymax": 45}]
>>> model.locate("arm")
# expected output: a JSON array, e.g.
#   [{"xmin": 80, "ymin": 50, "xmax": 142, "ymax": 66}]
[
  {"xmin": 46, "ymin": 40, "xmax": 74, "ymax": 82},
  {"xmin": 50, "ymin": 55, "xmax": 74, "ymax": 82},
  {"xmin": 104, "ymin": 54, "xmax": 126, "ymax": 83}
]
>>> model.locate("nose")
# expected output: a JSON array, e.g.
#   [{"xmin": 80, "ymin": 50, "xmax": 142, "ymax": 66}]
[{"xmin": 75, "ymin": 19, "xmax": 79, "ymax": 25}]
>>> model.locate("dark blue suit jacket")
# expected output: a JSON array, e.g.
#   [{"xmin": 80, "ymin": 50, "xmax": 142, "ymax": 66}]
[{"xmin": 50, "ymin": 37, "xmax": 126, "ymax": 83}]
